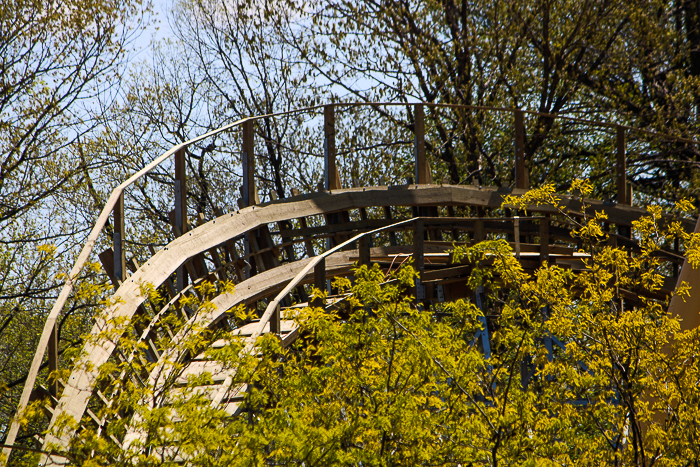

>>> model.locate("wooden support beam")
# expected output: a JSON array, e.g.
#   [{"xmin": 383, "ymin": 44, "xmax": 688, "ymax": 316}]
[
  {"xmin": 413, "ymin": 219, "xmax": 426, "ymax": 301},
  {"xmin": 246, "ymin": 231, "xmax": 266, "ymax": 275},
  {"xmin": 48, "ymin": 324, "xmax": 58, "ymax": 399},
  {"xmin": 299, "ymin": 217, "xmax": 316, "ymax": 257},
  {"xmin": 514, "ymin": 216, "xmax": 521, "ymax": 259},
  {"xmin": 242, "ymin": 120, "xmax": 256, "ymax": 207},
  {"xmin": 475, "ymin": 207, "xmax": 485, "ymax": 243},
  {"xmin": 616, "ymin": 126, "xmax": 631, "ymax": 238},
  {"xmin": 98, "ymin": 248, "xmax": 118, "ymax": 289},
  {"xmin": 324, "ymin": 105, "xmax": 340, "ymax": 190},
  {"xmin": 539, "ymin": 215, "xmax": 550, "ymax": 265},
  {"xmin": 514, "ymin": 110, "xmax": 528, "ymax": 190},
  {"xmin": 415, "ymin": 104, "xmax": 428, "ymax": 184},
  {"xmin": 271, "ymin": 303, "xmax": 281, "ymax": 336},
  {"xmin": 113, "ymin": 192, "xmax": 126, "ymax": 283},
  {"xmin": 359, "ymin": 235, "xmax": 371, "ymax": 267},
  {"xmin": 175, "ymin": 148, "xmax": 187, "ymax": 234},
  {"xmin": 175, "ymin": 147, "xmax": 187, "ymax": 292},
  {"xmin": 383, "ymin": 206, "xmax": 398, "ymax": 246},
  {"xmin": 616, "ymin": 125, "xmax": 627, "ymax": 205},
  {"xmin": 312, "ymin": 258, "xmax": 326, "ymax": 308}
]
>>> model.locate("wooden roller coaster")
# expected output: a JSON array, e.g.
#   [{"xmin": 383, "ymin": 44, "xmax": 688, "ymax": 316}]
[{"xmin": 3, "ymin": 103, "xmax": 700, "ymax": 465}]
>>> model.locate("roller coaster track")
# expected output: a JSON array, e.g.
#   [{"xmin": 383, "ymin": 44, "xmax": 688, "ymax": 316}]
[{"xmin": 3, "ymin": 102, "xmax": 699, "ymax": 465}]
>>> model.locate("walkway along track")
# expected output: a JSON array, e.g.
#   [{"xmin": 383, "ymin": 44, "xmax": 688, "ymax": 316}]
[{"xmin": 3, "ymin": 103, "xmax": 700, "ymax": 464}]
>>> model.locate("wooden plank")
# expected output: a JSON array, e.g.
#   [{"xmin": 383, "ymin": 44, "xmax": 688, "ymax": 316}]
[
  {"xmin": 514, "ymin": 110, "xmax": 528, "ymax": 190},
  {"xmin": 616, "ymin": 125, "xmax": 627, "ymax": 205}
]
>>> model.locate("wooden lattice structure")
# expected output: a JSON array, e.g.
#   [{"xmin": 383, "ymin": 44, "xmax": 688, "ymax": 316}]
[{"xmin": 3, "ymin": 103, "xmax": 699, "ymax": 465}]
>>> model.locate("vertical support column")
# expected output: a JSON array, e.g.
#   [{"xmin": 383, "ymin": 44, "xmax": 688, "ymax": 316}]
[
  {"xmin": 242, "ymin": 120, "xmax": 256, "ymax": 208},
  {"xmin": 271, "ymin": 303, "xmax": 281, "ymax": 336},
  {"xmin": 415, "ymin": 104, "xmax": 427, "ymax": 184},
  {"xmin": 324, "ymin": 105, "xmax": 339, "ymax": 190},
  {"xmin": 383, "ymin": 207, "xmax": 398, "ymax": 246},
  {"xmin": 313, "ymin": 258, "xmax": 326, "ymax": 308},
  {"xmin": 514, "ymin": 110, "xmax": 528, "ymax": 190},
  {"xmin": 539, "ymin": 214, "xmax": 550, "ymax": 265},
  {"xmin": 175, "ymin": 147, "xmax": 187, "ymax": 234},
  {"xmin": 674, "ymin": 238, "xmax": 680, "ymax": 278},
  {"xmin": 242, "ymin": 120, "xmax": 255, "ymax": 280},
  {"xmin": 474, "ymin": 207, "xmax": 485, "ymax": 244},
  {"xmin": 616, "ymin": 125, "xmax": 627, "ymax": 205},
  {"xmin": 474, "ymin": 287, "xmax": 491, "ymax": 360},
  {"xmin": 359, "ymin": 235, "xmax": 371, "ymax": 267},
  {"xmin": 113, "ymin": 191, "xmax": 126, "ymax": 283},
  {"xmin": 175, "ymin": 147, "xmax": 187, "ymax": 292},
  {"xmin": 513, "ymin": 216, "xmax": 521, "ymax": 259},
  {"xmin": 413, "ymin": 219, "xmax": 425, "ymax": 300},
  {"xmin": 616, "ymin": 125, "xmax": 631, "ymax": 238},
  {"xmin": 48, "ymin": 324, "xmax": 58, "ymax": 398}
]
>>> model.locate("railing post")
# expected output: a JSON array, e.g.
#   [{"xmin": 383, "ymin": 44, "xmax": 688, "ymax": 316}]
[
  {"xmin": 175, "ymin": 148, "xmax": 188, "ymax": 233},
  {"xmin": 175, "ymin": 147, "xmax": 187, "ymax": 291},
  {"xmin": 616, "ymin": 125, "xmax": 627, "ymax": 205},
  {"xmin": 413, "ymin": 219, "xmax": 425, "ymax": 300},
  {"xmin": 359, "ymin": 235, "xmax": 371, "ymax": 267},
  {"xmin": 415, "ymin": 104, "xmax": 427, "ymax": 184},
  {"xmin": 271, "ymin": 303, "xmax": 281, "ymax": 336},
  {"xmin": 113, "ymin": 191, "xmax": 126, "ymax": 283},
  {"xmin": 324, "ymin": 105, "xmax": 339, "ymax": 190},
  {"xmin": 514, "ymin": 110, "xmax": 528, "ymax": 190},
  {"xmin": 539, "ymin": 214, "xmax": 550, "ymax": 266},
  {"xmin": 48, "ymin": 324, "xmax": 58, "ymax": 398},
  {"xmin": 313, "ymin": 258, "xmax": 326, "ymax": 308},
  {"xmin": 242, "ymin": 120, "xmax": 255, "ymax": 207}
]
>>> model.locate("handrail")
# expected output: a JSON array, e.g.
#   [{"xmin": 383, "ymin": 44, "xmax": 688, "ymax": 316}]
[
  {"xmin": 333, "ymin": 101, "xmax": 700, "ymax": 145},
  {"xmin": 4, "ymin": 99, "xmax": 699, "ymax": 461}
]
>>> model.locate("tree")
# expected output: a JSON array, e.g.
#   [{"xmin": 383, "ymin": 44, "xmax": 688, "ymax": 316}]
[
  {"xmin": 99, "ymin": 0, "xmax": 700, "ymax": 218},
  {"xmin": 278, "ymin": 0, "xmax": 700, "ymax": 199},
  {"xmin": 0, "ymin": 0, "xmax": 151, "ymax": 450},
  {"xmin": 28, "ymin": 182, "xmax": 700, "ymax": 466}
]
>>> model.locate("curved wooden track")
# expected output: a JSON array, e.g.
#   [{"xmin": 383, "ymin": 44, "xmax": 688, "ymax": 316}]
[
  {"xmin": 4, "ymin": 102, "xmax": 699, "ymax": 465},
  {"xmin": 37, "ymin": 186, "xmax": 694, "ymax": 464}
]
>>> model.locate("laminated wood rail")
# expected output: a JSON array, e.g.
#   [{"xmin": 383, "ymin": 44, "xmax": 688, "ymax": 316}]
[{"xmin": 3, "ymin": 102, "xmax": 699, "ymax": 465}]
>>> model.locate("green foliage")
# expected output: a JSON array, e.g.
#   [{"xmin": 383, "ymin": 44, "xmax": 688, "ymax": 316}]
[
  {"xmin": 0, "ymin": 0, "xmax": 151, "ymax": 453},
  {"xmin": 42, "ymin": 185, "xmax": 700, "ymax": 465}
]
